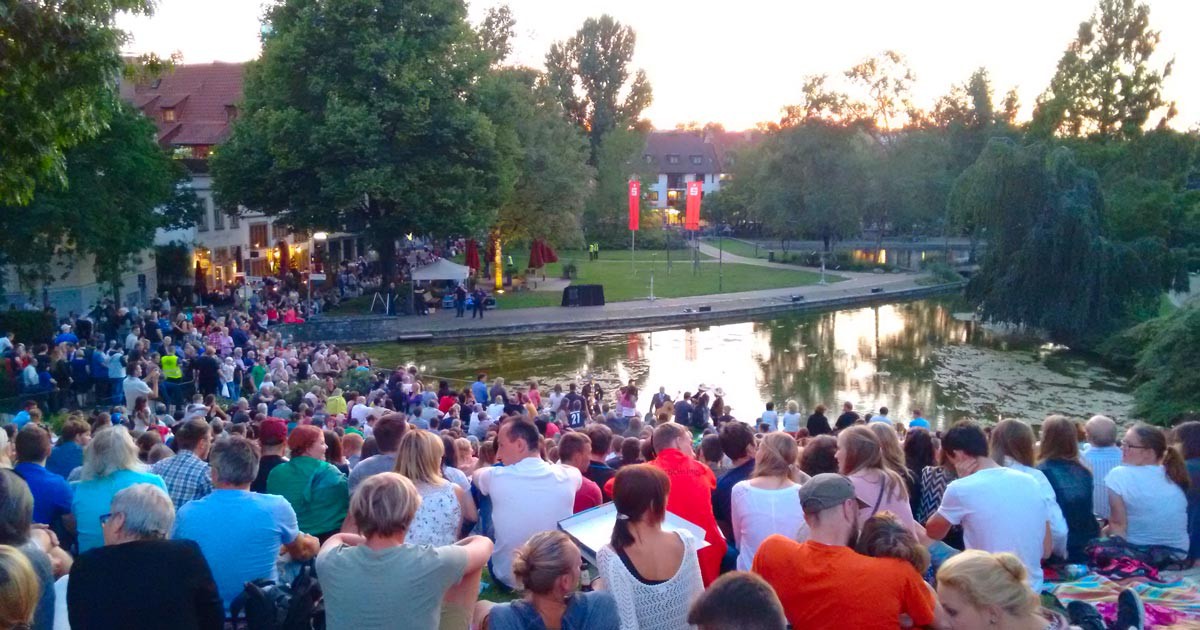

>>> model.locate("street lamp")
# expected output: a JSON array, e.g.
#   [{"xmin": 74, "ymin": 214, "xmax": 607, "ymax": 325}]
[{"xmin": 309, "ymin": 232, "xmax": 328, "ymax": 317}]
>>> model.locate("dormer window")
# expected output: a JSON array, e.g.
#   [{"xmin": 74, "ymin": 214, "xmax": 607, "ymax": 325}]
[
  {"xmin": 667, "ymin": 154, "xmax": 681, "ymax": 164},
  {"xmin": 162, "ymin": 108, "xmax": 176, "ymax": 123},
  {"xmin": 690, "ymin": 155, "xmax": 703, "ymax": 165}
]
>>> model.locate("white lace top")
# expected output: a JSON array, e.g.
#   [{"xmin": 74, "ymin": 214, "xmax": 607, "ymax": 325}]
[
  {"xmin": 730, "ymin": 480, "xmax": 809, "ymax": 571},
  {"xmin": 406, "ymin": 481, "xmax": 461, "ymax": 548},
  {"xmin": 597, "ymin": 529, "xmax": 703, "ymax": 630}
]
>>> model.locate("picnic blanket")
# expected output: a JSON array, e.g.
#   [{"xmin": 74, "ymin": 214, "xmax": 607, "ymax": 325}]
[{"xmin": 1052, "ymin": 572, "xmax": 1200, "ymax": 629}]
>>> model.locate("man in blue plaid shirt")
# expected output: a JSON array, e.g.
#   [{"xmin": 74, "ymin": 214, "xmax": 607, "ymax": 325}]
[{"xmin": 151, "ymin": 418, "xmax": 213, "ymax": 509}]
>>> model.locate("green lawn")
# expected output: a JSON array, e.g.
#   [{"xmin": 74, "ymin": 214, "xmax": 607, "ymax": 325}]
[
  {"xmin": 322, "ymin": 248, "xmax": 833, "ymax": 314},
  {"xmin": 702, "ymin": 237, "xmax": 769, "ymax": 259}
]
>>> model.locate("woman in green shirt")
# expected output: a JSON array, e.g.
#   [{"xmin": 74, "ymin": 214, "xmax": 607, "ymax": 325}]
[{"xmin": 266, "ymin": 425, "xmax": 349, "ymax": 541}]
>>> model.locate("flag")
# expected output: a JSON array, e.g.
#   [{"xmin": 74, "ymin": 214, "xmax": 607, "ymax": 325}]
[
  {"xmin": 628, "ymin": 180, "xmax": 640, "ymax": 231},
  {"xmin": 685, "ymin": 180, "xmax": 702, "ymax": 230}
]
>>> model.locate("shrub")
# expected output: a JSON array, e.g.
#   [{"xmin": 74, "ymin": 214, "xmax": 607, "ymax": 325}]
[{"xmin": 1130, "ymin": 304, "xmax": 1200, "ymax": 425}]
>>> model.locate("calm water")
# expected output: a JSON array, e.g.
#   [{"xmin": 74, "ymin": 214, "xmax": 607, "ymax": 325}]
[{"xmin": 388, "ymin": 298, "xmax": 1134, "ymax": 431}]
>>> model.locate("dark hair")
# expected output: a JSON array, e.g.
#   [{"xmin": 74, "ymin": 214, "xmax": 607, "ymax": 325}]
[
  {"xmin": 699, "ymin": 434, "xmax": 723, "ymax": 463},
  {"xmin": 323, "ymin": 430, "xmax": 344, "ymax": 465},
  {"xmin": 361, "ymin": 436, "xmax": 380, "ymax": 459},
  {"xmin": 506, "ymin": 419, "xmax": 541, "ymax": 453},
  {"xmin": 687, "ymin": 571, "xmax": 786, "ymax": 630},
  {"xmin": 880, "ymin": 406, "xmax": 889, "ymax": 415},
  {"xmin": 903, "ymin": 428, "xmax": 936, "ymax": 475},
  {"xmin": 1037, "ymin": 416, "xmax": 1080, "ymax": 463},
  {"xmin": 440, "ymin": 434, "xmax": 457, "ymax": 469},
  {"xmin": 372, "ymin": 415, "xmax": 408, "ymax": 453},
  {"xmin": 611, "ymin": 465, "xmax": 670, "ymax": 552},
  {"xmin": 942, "ymin": 421, "xmax": 989, "ymax": 458},
  {"xmin": 640, "ymin": 438, "xmax": 655, "ymax": 462},
  {"xmin": 765, "ymin": 402, "xmax": 775, "ymax": 411},
  {"xmin": 719, "ymin": 422, "xmax": 755, "ymax": 460},
  {"xmin": 60, "ymin": 419, "xmax": 91, "ymax": 444},
  {"xmin": 620, "ymin": 438, "xmax": 642, "ymax": 466},
  {"xmin": 0, "ymin": 469, "xmax": 33, "ymax": 545},
  {"xmin": 799, "ymin": 435, "xmax": 838, "ymax": 476},
  {"xmin": 1174, "ymin": 421, "xmax": 1200, "ymax": 460},
  {"xmin": 174, "ymin": 418, "xmax": 211, "ymax": 451},
  {"xmin": 558, "ymin": 432, "xmax": 591, "ymax": 462},
  {"xmin": 585, "ymin": 424, "xmax": 612, "ymax": 457},
  {"xmin": 14, "ymin": 425, "xmax": 51, "ymax": 463}
]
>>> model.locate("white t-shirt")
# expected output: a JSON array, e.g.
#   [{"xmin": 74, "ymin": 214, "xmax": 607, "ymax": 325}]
[
  {"xmin": 123, "ymin": 377, "xmax": 153, "ymax": 412},
  {"xmin": 1105, "ymin": 465, "xmax": 1190, "ymax": 552},
  {"xmin": 350, "ymin": 403, "xmax": 374, "ymax": 425},
  {"xmin": 474, "ymin": 457, "xmax": 581, "ymax": 587},
  {"xmin": 730, "ymin": 480, "xmax": 808, "ymax": 571},
  {"xmin": 937, "ymin": 466, "xmax": 1048, "ymax": 591},
  {"xmin": 1005, "ymin": 460, "xmax": 1069, "ymax": 559}
]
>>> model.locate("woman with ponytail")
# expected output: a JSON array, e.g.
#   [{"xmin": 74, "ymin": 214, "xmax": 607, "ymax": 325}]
[
  {"xmin": 1104, "ymin": 423, "xmax": 1190, "ymax": 554},
  {"xmin": 836, "ymin": 426, "xmax": 920, "ymax": 536},
  {"xmin": 596, "ymin": 465, "xmax": 702, "ymax": 630},
  {"xmin": 730, "ymin": 433, "xmax": 810, "ymax": 571}
]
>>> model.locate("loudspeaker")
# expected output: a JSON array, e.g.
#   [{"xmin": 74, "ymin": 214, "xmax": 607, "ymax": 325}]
[
  {"xmin": 870, "ymin": 287, "xmax": 884, "ymax": 294},
  {"xmin": 791, "ymin": 295, "xmax": 804, "ymax": 302},
  {"xmin": 698, "ymin": 305, "xmax": 711, "ymax": 312}
]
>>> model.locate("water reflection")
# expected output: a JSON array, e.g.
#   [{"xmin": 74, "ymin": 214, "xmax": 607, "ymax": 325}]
[{"xmin": 388, "ymin": 299, "xmax": 1132, "ymax": 431}]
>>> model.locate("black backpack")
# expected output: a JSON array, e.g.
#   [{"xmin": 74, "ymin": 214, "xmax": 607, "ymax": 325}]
[{"xmin": 229, "ymin": 565, "xmax": 325, "ymax": 630}]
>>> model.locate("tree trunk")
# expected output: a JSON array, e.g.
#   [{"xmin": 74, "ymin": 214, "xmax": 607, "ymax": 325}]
[{"xmin": 376, "ymin": 236, "xmax": 397, "ymax": 292}]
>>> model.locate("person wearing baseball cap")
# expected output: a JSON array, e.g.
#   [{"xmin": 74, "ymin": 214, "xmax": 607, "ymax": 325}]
[
  {"xmin": 751, "ymin": 473, "xmax": 935, "ymax": 629},
  {"xmin": 251, "ymin": 418, "xmax": 289, "ymax": 493}
]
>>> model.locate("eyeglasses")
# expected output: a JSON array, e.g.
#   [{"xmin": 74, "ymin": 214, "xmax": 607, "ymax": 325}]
[{"xmin": 99, "ymin": 513, "xmax": 113, "ymax": 526}]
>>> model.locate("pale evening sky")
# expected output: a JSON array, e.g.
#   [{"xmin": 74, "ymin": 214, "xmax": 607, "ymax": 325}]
[{"xmin": 118, "ymin": 0, "xmax": 1200, "ymax": 131}]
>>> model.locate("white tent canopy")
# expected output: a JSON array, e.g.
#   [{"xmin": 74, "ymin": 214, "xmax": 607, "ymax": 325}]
[{"xmin": 411, "ymin": 258, "xmax": 470, "ymax": 282}]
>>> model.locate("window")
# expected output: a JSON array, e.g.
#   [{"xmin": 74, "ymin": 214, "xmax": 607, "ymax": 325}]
[
  {"xmin": 162, "ymin": 108, "xmax": 176, "ymax": 123},
  {"xmin": 272, "ymin": 222, "xmax": 289, "ymax": 240},
  {"xmin": 648, "ymin": 191, "xmax": 660, "ymax": 202},
  {"xmin": 690, "ymin": 155, "xmax": 704, "ymax": 165},
  {"xmin": 212, "ymin": 201, "xmax": 224, "ymax": 230},
  {"xmin": 248, "ymin": 259, "xmax": 268, "ymax": 278},
  {"xmin": 196, "ymin": 198, "xmax": 210, "ymax": 232},
  {"xmin": 214, "ymin": 247, "xmax": 228, "ymax": 263},
  {"xmin": 233, "ymin": 246, "xmax": 243, "ymax": 273},
  {"xmin": 228, "ymin": 207, "xmax": 239, "ymax": 229},
  {"xmin": 666, "ymin": 154, "xmax": 681, "ymax": 164},
  {"xmin": 667, "ymin": 173, "xmax": 686, "ymax": 189},
  {"xmin": 249, "ymin": 223, "xmax": 268, "ymax": 248}
]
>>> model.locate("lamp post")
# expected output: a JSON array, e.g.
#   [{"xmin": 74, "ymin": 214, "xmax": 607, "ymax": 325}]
[{"xmin": 310, "ymin": 231, "xmax": 328, "ymax": 317}]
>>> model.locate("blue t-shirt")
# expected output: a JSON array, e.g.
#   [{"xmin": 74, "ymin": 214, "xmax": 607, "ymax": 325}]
[
  {"xmin": 714, "ymin": 459, "xmax": 755, "ymax": 546},
  {"xmin": 13, "ymin": 463, "xmax": 73, "ymax": 525},
  {"xmin": 471, "ymin": 382, "xmax": 489, "ymax": 406},
  {"xmin": 12, "ymin": 410, "xmax": 31, "ymax": 429},
  {"xmin": 910, "ymin": 417, "xmax": 931, "ymax": 429},
  {"xmin": 72, "ymin": 469, "xmax": 168, "ymax": 553},
  {"xmin": 174, "ymin": 489, "xmax": 300, "ymax": 610},
  {"xmin": 45, "ymin": 442, "xmax": 83, "ymax": 479}
]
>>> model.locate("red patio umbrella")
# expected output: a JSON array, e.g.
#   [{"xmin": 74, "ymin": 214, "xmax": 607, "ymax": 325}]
[
  {"xmin": 528, "ymin": 241, "xmax": 545, "ymax": 269},
  {"xmin": 541, "ymin": 240, "xmax": 559, "ymax": 263},
  {"xmin": 465, "ymin": 239, "xmax": 481, "ymax": 271}
]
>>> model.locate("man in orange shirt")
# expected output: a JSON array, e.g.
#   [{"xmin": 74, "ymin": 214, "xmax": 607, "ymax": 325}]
[
  {"xmin": 605, "ymin": 422, "xmax": 727, "ymax": 585},
  {"xmin": 752, "ymin": 474, "xmax": 936, "ymax": 629}
]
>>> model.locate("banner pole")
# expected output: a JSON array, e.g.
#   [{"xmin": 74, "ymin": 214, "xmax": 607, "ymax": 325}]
[{"xmin": 631, "ymin": 230, "xmax": 636, "ymax": 276}]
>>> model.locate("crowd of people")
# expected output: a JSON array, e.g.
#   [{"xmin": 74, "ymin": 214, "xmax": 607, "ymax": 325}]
[{"xmin": 0, "ymin": 302, "xmax": 1198, "ymax": 629}]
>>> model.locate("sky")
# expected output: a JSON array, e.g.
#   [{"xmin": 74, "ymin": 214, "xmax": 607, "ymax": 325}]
[{"xmin": 118, "ymin": 0, "xmax": 1200, "ymax": 131}]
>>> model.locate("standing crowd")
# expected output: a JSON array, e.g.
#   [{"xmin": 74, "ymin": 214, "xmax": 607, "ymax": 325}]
[{"xmin": 1, "ymin": 305, "xmax": 1199, "ymax": 630}]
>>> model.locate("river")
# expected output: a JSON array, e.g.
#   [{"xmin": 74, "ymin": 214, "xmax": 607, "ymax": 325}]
[{"xmin": 381, "ymin": 298, "xmax": 1134, "ymax": 431}]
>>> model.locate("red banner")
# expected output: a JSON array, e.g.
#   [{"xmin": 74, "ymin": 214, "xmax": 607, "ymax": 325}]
[
  {"xmin": 628, "ymin": 180, "xmax": 640, "ymax": 231},
  {"xmin": 685, "ymin": 180, "xmax": 702, "ymax": 231}
]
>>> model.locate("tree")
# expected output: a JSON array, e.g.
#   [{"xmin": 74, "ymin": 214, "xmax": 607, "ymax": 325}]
[
  {"xmin": 583, "ymin": 126, "xmax": 653, "ymax": 242},
  {"xmin": 959, "ymin": 139, "xmax": 1179, "ymax": 346},
  {"xmin": 0, "ymin": 102, "xmax": 200, "ymax": 298},
  {"xmin": 544, "ymin": 15, "xmax": 653, "ymax": 164},
  {"xmin": 477, "ymin": 4, "xmax": 516, "ymax": 65},
  {"xmin": 211, "ymin": 0, "xmax": 504, "ymax": 285},
  {"xmin": 477, "ymin": 67, "xmax": 594, "ymax": 247},
  {"xmin": 0, "ymin": 0, "xmax": 156, "ymax": 205},
  {"xmin": 1032, "ymin": 0, "xmax": 1175, "ymax": 139}
]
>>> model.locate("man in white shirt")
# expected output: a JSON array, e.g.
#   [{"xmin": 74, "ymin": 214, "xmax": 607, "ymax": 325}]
[
  {"xmin": 926, "ymin": 422, "xmax": 1051, "ymax": 591},
  {"xmin": 473, "ymin": 418, "xmax": 580, "ymax": 590},
  {"xmin": 1082, "ymin": 415, "xmax": 1123, "ymax": 519},
  {"xmin": 486, "ymin": 396, "xmax": 505, "ymax": 423},
  {"xmin": 122, "ymin": 365, "xmax": 158, "ymax": 420}
]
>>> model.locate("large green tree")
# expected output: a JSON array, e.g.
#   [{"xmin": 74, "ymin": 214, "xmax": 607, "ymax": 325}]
[
  {"xmin": 958, "ymin": 139, "xmax": 1180, "ymax": 346},
  {"xmin": 583, "ymin": 126, "xmax": 653, "ymax": 242},
  {"xmin": 0, "ymin": 0, "xmax": 157, "ymax": 206},
  {"xmin": 477, "ymin": 67, "xmax": 594, "ymax": 247},
  {"xmin": 0, "ymin": 102, "xmax": 200, "ymax": 298},
  {"xmin": 544, "ymin": 15, "xmax": 653, "ymax": 164},
  {"xmin": 211, "ymin": 0, "xmax": 503, "ymax": 284},
  {"xmin": 1031, "ymin": 0, "xmax": 1174, "ymax": 139}
]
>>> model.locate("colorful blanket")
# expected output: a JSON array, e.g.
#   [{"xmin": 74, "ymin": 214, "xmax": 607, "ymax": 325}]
[{"xmin": 1052, "ymin": 572, "xmax": 1200, "ymax": 629}]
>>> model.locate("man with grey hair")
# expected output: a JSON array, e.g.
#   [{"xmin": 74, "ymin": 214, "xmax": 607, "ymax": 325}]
[
  {"xmin": 174, "ymin": 436, "xmax": 319, "ymax": 611},
  {"xmin": 69, "ymin": 483, "xmax": 223, "ymax": 629},
  {"xmin": 1083, "ymin": 414, "xmax": 1122, "ymax": 520}
]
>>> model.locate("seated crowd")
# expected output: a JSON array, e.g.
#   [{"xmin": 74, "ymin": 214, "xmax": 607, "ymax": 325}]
[{"xmin": 1, "ymin": 311, "xmax": 1198, "ymax": 630}]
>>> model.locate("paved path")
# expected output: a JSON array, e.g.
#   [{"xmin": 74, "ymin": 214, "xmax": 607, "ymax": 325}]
[
  {"xmin": 694, "ymin": 241, "xmax": 872, "ymax": 277},
  {"xmin": 291, "ymin": 267, "xmax": 949, "ymax": 343}
]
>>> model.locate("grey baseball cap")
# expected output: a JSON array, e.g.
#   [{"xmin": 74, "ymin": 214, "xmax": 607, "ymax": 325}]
[{"xmin": 799, "ymin": 473, "xmax": 865, "ymax": 514}]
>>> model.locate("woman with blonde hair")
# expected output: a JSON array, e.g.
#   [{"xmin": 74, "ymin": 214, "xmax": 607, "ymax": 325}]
[
  {"xmin": 71, "ymin": 426, "xmax": 167, "ymax": 553},
  {"xmin": 781, "ymin": 400, "xmax": 802, "ymax": 435},
  {"xmin": 1036, "ymin": 416, "xmax": 1098, "ymax": 562},
  {"xmin": 989, "ymin": 420, "xmax": 1068, "ymax": 559},
  {"xmin": 836, "ymin": 426, "xmax": 920, "ymax": 535},
  {"xmin": 455, "ymin": 438, "xmax": 478, "ymax": 476},
  {"xmin": 0, "ymin": 545, "xmax": 39, "ymax": 630},
  {"xmin": 730, "ymin": 432, "xmax": 810, "ymax": 570},
  {"xmin": 474, "ymin": 531, "xmax": 619, "ymax": 630},
  {"xmin": 393, "ymin": 430, "xmax": 477, "ymax": 547}
]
